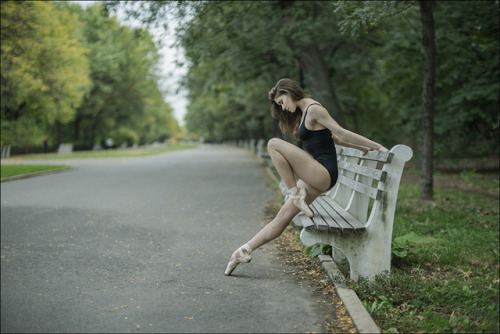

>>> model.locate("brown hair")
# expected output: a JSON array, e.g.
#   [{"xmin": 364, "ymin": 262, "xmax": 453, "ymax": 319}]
[{"xmin": 268, "ymin": 78, "xmax": 312, "ymax": 139}]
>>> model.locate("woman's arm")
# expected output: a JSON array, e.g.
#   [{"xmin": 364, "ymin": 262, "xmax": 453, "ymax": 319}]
[
  {"xmin": 310, "ymin": 104, "xmax": 389, "ymax": 152},
  {"xmin": 331, "ymin": 132, "xmax": 373, "ymax": 155}
]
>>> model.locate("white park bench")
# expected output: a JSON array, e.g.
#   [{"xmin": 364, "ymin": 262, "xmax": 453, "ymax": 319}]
[
  {"xmin": 57, "ymin": 143, "xmax": 73, "ymax": 155},
  {"xmin": 280, "ymin": 144, "xmax": 413, "ymax": 281}
]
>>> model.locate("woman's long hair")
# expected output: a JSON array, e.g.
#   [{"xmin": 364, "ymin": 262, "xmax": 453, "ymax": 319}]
[{"xmin": 268, "ymin": 78, "xmax": 312, "ymax": 139}]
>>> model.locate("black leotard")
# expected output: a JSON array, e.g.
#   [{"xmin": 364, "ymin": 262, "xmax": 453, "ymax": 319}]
[{"xmin": 299, "ymin": 103, "xmax": 338, "ymax": 190}]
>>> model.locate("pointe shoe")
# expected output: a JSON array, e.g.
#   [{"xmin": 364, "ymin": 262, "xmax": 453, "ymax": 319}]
[
  {"xmin": 289, "ymin": 187, "xmax": 314, "ymax": 218},
  {"xmin": 224, "ymin": 244, "xmax": 252, "ymax": 276}
]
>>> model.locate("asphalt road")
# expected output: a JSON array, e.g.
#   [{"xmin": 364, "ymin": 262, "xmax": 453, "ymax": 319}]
[{"xmin": 1, "ymin": 145, "xmax": 331, "ymax": 333}]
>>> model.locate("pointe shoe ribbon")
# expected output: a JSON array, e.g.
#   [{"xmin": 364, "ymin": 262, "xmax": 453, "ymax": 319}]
[
  {"xmin": 224, "ymin": 244, "xmax": 252, "ymax": 276},
  {"xmin": 289, "ymin": 187, "xmax": 314, "ymax": 218}
]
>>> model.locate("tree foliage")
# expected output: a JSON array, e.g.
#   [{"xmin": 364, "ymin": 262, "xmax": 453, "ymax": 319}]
[
  {"xmin": 1, "ymin": 1, "xmax": 90, "ymax": 147},
  {"xmin": 1, "ymin": 1, "xmax": 180, "ymax": 152},
  {"xmin": 110, "ymin": 0, "xmax": 498, "ymax": 162},
  {"xmin": 69, "ymin": 3, "xmax": 179, "ymax": 148},
  {"xmin": 334, "ymin": 0, "xmax": 499, "ymax": 159}
]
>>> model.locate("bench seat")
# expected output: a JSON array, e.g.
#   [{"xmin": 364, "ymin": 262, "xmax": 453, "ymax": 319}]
[{"xmin": 295, "ymin": 195, "xmax": 366, "ymax": 232}]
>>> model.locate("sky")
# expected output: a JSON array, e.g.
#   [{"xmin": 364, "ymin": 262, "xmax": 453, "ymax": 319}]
[{"xmin": 72, "ymin": 1, "xmax": 188, "ymax": 126}]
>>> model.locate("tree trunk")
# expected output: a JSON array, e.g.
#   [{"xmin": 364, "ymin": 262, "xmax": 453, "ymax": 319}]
[
  {"xmin": 419, "ymin": 1, "xmax": 435, "ymax": 200},
  {"xmin": 291, "ymin": 41, "xmax": 346, "ymax": 128},
  {"xmin": 276, "ymin": 1, "xmax": 345, "ymax": 128}
]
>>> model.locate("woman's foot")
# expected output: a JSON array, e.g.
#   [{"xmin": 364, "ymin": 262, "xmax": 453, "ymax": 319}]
[
  {"xmin": 224, "ymin": 244, "xmax": 252, "ymax": 276},
  {"xmin": 289, "ymin": 187, "xmax": 314, "ymax": 218}
]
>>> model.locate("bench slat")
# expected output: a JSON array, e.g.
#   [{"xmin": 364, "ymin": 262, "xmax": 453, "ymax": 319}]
[
  {"xmin": 328, "ymin": 200, "xmax": 366, "ymax": 231},
  {"xmin": 315, "ymin": 196, "xmax": 361, "ymax": 232},
  {"xmin": 337, "ymin": 160, "xmax": 386, "ymax": 181},
  {"xmin": 297, "ymin": 213, "xmax": 315, "ymax": 229},
  {"xmin": 337, "ymin": 175, "xmax": 382, "ymax": 200},
  {"xmin": 310, "ymin": 200, "xmax": 342, "ymax": 231},
  {"xmin": 300, "ymin": 195, "xmax": 366, "ymax": 233},
  {"xmin": 337, "ymin": 146, "xmax": 393, "ymax": 163}
]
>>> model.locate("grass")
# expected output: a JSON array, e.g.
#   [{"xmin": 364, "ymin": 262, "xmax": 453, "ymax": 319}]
[
  {"xmin": 1, "ymin": 165, "xmax": 71, "ymax": 178},
  {"xmin": 269, "ymin": 169, "xmax": 499, "ymax": 333},
  {"xmin": 21, "ymin": 143, "xmax": 198, "ymax": 160},
  {"xmin": 347, "ymin": 173, "xmax": 499, "ymax": 333},
  {"xmin": 1, "ymin": 143, "xmax": 198, "ymax": 179}
]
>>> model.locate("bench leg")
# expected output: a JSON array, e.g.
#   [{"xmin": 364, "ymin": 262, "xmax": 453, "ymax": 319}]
[{"xmin": 300, "ymin": 228, "xmax": 391, "ymax": 281}]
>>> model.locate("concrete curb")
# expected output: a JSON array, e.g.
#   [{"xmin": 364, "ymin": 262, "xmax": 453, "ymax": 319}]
[{"xmin": 318, "ymin": 255, "xmax": 381, "ymax": 334}]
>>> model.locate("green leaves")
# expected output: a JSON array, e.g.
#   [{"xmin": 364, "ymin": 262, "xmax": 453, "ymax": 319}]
[
  {"xmin": 68, "ymin": 3, "xmax": 180, "ymax": 146},
  {"xmin": 305, "ymin": 243, "xmax": 332, "ymax": 258},
  {"xmin": 392, "ymin": 231, "xmax": 432, "ymax": 259},
  {"xmin": 1, "ymin": 1, "xmax": 181, "ymax": 150},
  {"xmin": 1, "ymin": 1, "xmax": 91, "ymax": 146}
]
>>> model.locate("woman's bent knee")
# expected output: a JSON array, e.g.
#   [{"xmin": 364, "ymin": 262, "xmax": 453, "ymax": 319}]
[{"xmin": 267, "ymin": 138, "xmax": 285, "ymax": 152}]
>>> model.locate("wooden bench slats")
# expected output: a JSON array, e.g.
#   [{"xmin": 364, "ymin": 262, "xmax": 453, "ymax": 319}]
[
  {"xmin": 337, "ymin": 174, "xmax": 382, "ymax": 200},
  {"xmin": 315, "ymin": 196, "xmax": 362, "ymax": 232},
  {"xmin": 337, "ymin": 160, "xmax": 387, "ymax": 181},
  {"xmin": 297, "ymin": 213, "xmax": 315, "ymax": 229},
  {"xmin": 297, "ymin": 202, "xmax": 332, "ymax": 231},
  {"xmin": 328, "ymin": 199, "xmax": 366, "ymax": 231},
  {"xmin": 309, "ymin": 203, "xmax": 330, "ymax": 231},
  {"xmin": 311, "ymin": 198, "xmax": 342, "ymax": 231},
  {"xmin": 336, "ymin": 146, "xmax": 394, "ymax": 163},
  {"xmin": 298, "ymin": 195, "xmax": 366, "ymax": 233}
]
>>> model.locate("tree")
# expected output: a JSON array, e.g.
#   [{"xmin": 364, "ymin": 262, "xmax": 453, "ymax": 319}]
[
  {"xmin": 109, "ymin": 1, "xmax": 354, "ymax": 140},
  {"xmin": 1, "ymin": 1, "xmax": 91, "ymax": 147},
  {"xmin": 334, "ymin": 1, "xmax": 437, "ymax": 199},
  {"xmin": 107, "ymin": 0, "xmax": 498, "ymax": 167},
  {"xmin": 419, "ymin": 1, "xmax": 435, "ymax": 200},
  {"xmin": 66, "ymin": 3, "xmax": 180, "ymax": 147},
  {"xmin": 334, "ymin": 1, "xmax": 499, "ymax": 200}
]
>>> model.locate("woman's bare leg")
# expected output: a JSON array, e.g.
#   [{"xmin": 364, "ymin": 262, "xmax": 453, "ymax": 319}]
[
  {"xmin": 225, "ymin": 180, "xmax": 324, "ymax": 275},
  {"xmin": 225, "ymin": 139, "xmax": 331, "ymax": 275},
  {"xmin": 267, "ymin": 138, "xmax": 331, "ymax": 192},
  {"xmin": 247, "ymin": 180, "xmax": 323, "ymax": 250}
]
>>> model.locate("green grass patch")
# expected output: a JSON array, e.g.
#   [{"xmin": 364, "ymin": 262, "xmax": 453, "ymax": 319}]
[
  {"xmin": 24, "ymin": 143, "xmax": 197, "ymax": 160},
  {"xmin": 1, "ymin": 165, "xmax": 71, "ymax": 178},
  {"xmin": 348, "ymin": 180, "xmax": 499, "ymax": 333}
]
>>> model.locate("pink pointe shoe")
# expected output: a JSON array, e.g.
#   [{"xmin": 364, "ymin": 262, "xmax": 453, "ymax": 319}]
[
  {"xmin": 224, "ymin": 244, "xmax": 252, "ymax": 276},
  {"xmin": 289, "ymin": 186, "xmax": 314, "ymax": 218}
]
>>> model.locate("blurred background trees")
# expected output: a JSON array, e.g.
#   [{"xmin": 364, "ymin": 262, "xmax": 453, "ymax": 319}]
[
  {"xmin": 110, "ymin": 0, "xmax": 497, "ymax": 200},
  {"xmin": 2, "ymin": 1, "xmax": 498, "ymax": 195},
  {"xmin": 110, "ymin": 0, "xmax": 497, "ymax": 159},
  {"xmin": 1, "ymin": 1, "xmax": 91, "ymax": 149},
  {"xmin": 1, "ymin": 1, "xmax": 181, "ymax": 153}
]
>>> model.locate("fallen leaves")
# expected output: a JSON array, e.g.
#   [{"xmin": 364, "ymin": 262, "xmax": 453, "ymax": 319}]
[{"xmin": 263, "ymin": 198, "xmax": 357, "ymax": 334}]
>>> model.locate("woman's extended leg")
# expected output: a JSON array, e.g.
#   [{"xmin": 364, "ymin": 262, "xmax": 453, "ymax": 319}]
[
  {"xmin": 225, "ymin": 180, "xmax": 323, "ymax": 275},
  {"xmin": 246, "ymin": 180, "xmax": 323, "ymax": 250}
]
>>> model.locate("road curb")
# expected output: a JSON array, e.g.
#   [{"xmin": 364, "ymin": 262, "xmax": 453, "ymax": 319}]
[{"xmin": 318, "ymin": 255, "xmax": 381, "ymax": 334}]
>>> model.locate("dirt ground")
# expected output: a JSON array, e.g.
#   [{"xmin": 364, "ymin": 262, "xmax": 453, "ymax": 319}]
[{"xmin": 264, "ymin": 198, "xmax": 357, "ymax": 334}]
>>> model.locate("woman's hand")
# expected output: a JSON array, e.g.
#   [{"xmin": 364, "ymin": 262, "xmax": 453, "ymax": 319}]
[
  {"xmin": 377, "ymin": 145, "xmax": 389, "ymax": 153},
  {"xmin": 362, "ymin": 145, "xmax": 389, "ymax": 155},
  {"xmin": 361, "ymin": 147, "xmax": 374, "ymax": 155}
]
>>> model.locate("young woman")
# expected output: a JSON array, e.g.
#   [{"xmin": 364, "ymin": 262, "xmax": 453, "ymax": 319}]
[{"xmin": 225, "ymin": 78, "xmax": 389, "ymax": 276}]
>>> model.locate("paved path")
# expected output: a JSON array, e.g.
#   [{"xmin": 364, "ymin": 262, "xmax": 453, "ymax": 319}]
[{"xmin": 1, "ymin": 145, "xmax": 332, "ymax": 333}]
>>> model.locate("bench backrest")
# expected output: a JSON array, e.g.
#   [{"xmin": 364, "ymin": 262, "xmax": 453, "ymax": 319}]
[{"xmin": 327, "ymin": 144, "xmax": 413, "ymax": 225}]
